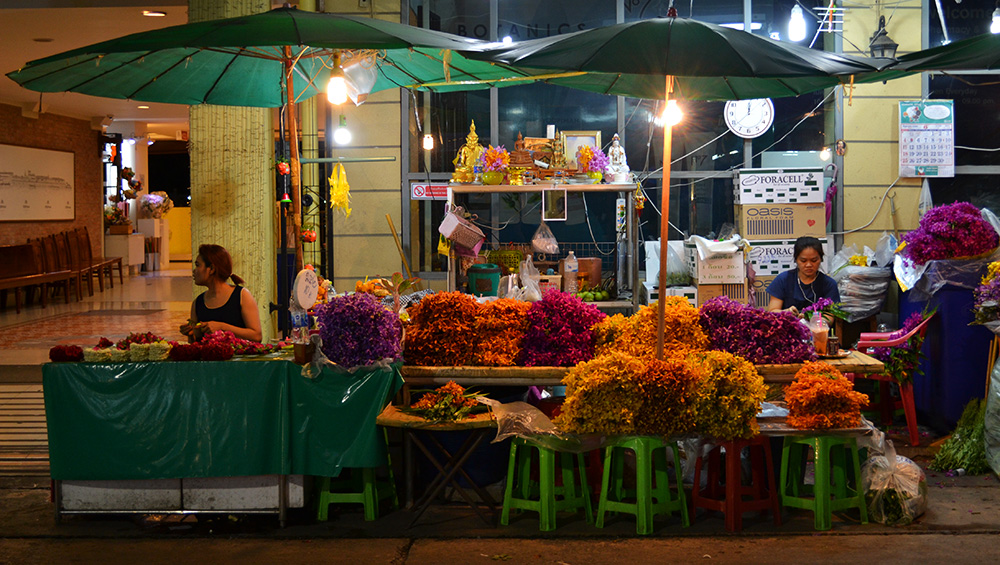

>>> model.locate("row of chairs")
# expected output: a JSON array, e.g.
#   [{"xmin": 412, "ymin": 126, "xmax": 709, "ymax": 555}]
[{"xmin": 8, "ymin": 227, "xmax": 124, "ymax": 311}]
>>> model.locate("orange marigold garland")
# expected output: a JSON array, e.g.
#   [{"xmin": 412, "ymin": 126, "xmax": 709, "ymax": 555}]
[
  {"xmin": 687, "ymin": 350, "xmax": 766, "ymax": 440},
  {"xmin": 593, "ymin": 297, "xmax": 708, "ymax": 358},
  {"xmin": 403, "ymin": 292, "xmax": 481, "ymax": 366},
  {"xmin": 785, "ymin": 361, "xmax": 868, "ymax": 429},
  {"xmin": 472, "ymin": 298, "xmax": 531, "ymax": 366}
]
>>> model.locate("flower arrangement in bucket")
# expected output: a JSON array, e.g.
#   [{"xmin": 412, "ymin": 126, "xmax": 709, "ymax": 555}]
[
  {"xmin": 900, "ymin": 201, "xmax": 999, "ymax": 266},
  {"xmin": 575, "ymin": 145, "xmax": 609, "ymax": 182},
  {"xmin": 138, "ymin": 191, "xmax": 174, "ymax": 219},
  {"xmin": 479, "ymin": 145, "xmax": 510, "ymax": 185},
  {"xmin": 104, "ymin": 204, "xmax": 131, "ymax": 234}
]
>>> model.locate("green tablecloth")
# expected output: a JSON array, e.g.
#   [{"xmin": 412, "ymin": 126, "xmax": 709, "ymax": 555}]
[{"xmin": 42, "ymin": 360, "xmax": 403, "ymax": 480}]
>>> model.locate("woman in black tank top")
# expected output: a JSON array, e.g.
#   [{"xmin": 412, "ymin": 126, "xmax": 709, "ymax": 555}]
[{"xmin": 186, "ymin": 244, "xmax": 263, "ymax": 342}]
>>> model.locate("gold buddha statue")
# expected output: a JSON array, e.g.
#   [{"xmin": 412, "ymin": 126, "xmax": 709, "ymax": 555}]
[{"xmin": 451, "ymin": 121, "xmax": 485, "ymax": 183}]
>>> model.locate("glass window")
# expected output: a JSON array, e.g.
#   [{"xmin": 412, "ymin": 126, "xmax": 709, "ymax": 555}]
[
  {"xmin": 499, "ymin": 0, "xmax": 615, "ymax": 37},
  {"xmin": 928, "ymin": 0, "xmax": 998, "ymax": 46},
  {"xmin": 929, "ymin": 74, "xmax": 1000, "ymax": 167},
  {"xmin": 930, "ymin": 175, "xmax": 1000, "ymax": 212}
]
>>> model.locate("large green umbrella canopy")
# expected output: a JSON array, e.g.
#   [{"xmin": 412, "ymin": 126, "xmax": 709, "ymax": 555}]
[
  {"xmin": 893, "ymin": 32, "xmax": 1000, "ymax": 72},
  {"xmin": 464, "ymin": 14, "xmax": 890, "ymax": 359},
  {"xmin": 6, "ymin": 6, "xmax": 537, "ymax": 273}
]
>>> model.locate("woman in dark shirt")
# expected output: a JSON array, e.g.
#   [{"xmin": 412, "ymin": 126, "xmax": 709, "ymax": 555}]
[
  {"xmin": 187, "ymin": 244, "xmax": 262, "ymax": 342},
  {"xmin": 766, "ymin": 236, "xmax": 840, "ymax": 319}
]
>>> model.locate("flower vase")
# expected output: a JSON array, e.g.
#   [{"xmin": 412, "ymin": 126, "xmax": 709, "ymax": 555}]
[
  {"xmin": 586, "ymin": 171, "xmax": 603, "ymax": 184},
  {"xmin": 482, "ymin": 171, "xmax": 505, "ymax": 185}
]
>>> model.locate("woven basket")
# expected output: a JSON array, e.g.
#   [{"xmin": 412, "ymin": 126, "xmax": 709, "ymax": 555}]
[{"xmin": 439, "ymin": 206, "xmax": 485, "ymax": 249}]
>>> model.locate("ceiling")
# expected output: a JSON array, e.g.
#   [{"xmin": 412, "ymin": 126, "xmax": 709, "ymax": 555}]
[{"xmin": 1, "ymin": 1, "xmax": 218, "ymax": 140}]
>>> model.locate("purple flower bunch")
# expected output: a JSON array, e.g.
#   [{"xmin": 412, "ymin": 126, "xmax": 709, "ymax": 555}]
[
  {"xmin": 520, "ymin": 289, "xmax": 607, "ymax": 366},
  {"xmin": 314, "ymin": 292, "xmax": 401, "ymax": 368},
  {"xmin": 801, "ymin": 298, "xmax": 833, "ymax": 315},
  {"xmin": 699, "ymin": 296, "xmax": 815, "ymax": 364},
  {"xmin": 902, "ymin": 202, "xmax": 998, "ymax": 265},
  {"xmin": 868, "ymin": 311, "xmax": 928, "ymax": 384}
]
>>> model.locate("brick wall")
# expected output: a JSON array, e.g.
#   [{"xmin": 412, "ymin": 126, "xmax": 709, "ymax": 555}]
[{"xmin": 0, "ymin": 103, "xmax": 103, "ymax": 256}]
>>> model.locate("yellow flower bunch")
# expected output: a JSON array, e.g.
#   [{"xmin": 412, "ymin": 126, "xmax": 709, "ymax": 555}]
[
  {"xmin": 849, "ymin": 254, "xmax": 869, "ymax": 267},
  {"xmin": 592, "ymin": 297, "xmax": 708, "ymax": 358},
  {"xmin": 555, "ymin": 351, "xmax": 646, "ymax": 435},
  {"xmin": 576, "ymin": 145, "xmax": 595, "ymax": 171},
  {"xmin": 686, "ymin": 350, "xmax": 766, "ymax": 440},
  {"xmin": 982, "ymin": 261, "xmax": 1000, "ymax": 286}
]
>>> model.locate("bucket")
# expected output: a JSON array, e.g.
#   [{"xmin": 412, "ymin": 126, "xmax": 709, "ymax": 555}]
[{"xmin": 467, "ymin": 263, "xmax": 501, "ymax": 297}]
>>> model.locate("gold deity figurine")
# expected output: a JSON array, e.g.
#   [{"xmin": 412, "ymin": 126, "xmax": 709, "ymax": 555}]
[{"xmin": 451, "ymin": 120, "xmax": 485, "ymax": 183}]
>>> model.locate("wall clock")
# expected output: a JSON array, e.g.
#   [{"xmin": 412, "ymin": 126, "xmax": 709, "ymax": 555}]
[{"xmin": 724, "ymin": 98, "xmax": 774, "ymax": 139}]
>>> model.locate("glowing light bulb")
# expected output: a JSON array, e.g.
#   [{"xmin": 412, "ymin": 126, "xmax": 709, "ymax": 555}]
[
  {"xmin": 502, "ymin": 36, "xmax": 513, "ymax": 45},
  {"xmin": 991, "ymin": 6, "xmax": 1000, "ymax": 34},
  {"xmin": 820, "ymin": 147, "xmax": 832, "ymax": 161},
  {"xmin": 333, "ymin": 114, "xmax": 352, "ymax": 145},
  {"xmin": 662, "ymin": 100, "xmax": 683, "ymax": 127},
  {"xmin": 789, "ymin": 5, "xmax": 807, "ymax": 42},
  {"xmin": 422, "ymin": 134, "xmax": 434, "ymax": 150},
  {"xmin": 327, "ymin": 69, "xmax": 348, "ymax": 105}
]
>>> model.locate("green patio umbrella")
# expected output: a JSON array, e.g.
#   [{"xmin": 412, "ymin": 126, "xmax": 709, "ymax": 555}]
[
  {"xmin": 893, "ymin": 32, "xmax": 1000, "ymax": 71},
  {"xmin": 6, "ymin": 5, "xmax": 538, "ymax": 272},
  {"xmin": 464, "ymin": 13, "xmax": 890, "ymax": 359}
]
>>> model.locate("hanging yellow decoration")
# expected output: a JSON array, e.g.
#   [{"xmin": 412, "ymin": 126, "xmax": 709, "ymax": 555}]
[{"xmin": 328, "ymin": 162, "xmax": 351, "ymax": 218}]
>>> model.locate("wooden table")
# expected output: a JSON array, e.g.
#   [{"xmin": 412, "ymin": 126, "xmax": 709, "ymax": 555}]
[{"xmin": 401, "ymin": 351, "xmax": 884, "ymax": 389}]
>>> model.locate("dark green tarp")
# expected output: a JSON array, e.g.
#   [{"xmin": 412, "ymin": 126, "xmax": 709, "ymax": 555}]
[{"xmin": 42, "ymin": 360, "xmax": 402, "ymax": 480}]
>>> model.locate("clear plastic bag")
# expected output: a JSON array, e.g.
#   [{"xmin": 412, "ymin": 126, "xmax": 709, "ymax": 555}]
[
  {"xmin": 984, "ymin": 357, "xmax": 1000, "ymax": 476},
  {"xmin": 518, "ymin": 256, "xmax": 542, "ymax": 302},
  {"xmin": 861, "ymin": 439, "xmax": 928, "ymax": 526},
  {"xmin": 664, "ymin": 243, "xmax": 690, "ymax": 286},
  {"xmin": 830, "ymin": 238, "xmax": 893, "ymax": 322},
  {"xmin": 532, "ymin": 222, "xmax": 559, "ymax": 255},
  {"xmin": 480, "ymin": 397, "xmax": 605, "ymax": 453}
]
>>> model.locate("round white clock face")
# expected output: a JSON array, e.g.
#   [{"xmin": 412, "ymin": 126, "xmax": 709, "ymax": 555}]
[{"xmin": 724, "ymin": 98, "xmax": 774, "ymax": 139}]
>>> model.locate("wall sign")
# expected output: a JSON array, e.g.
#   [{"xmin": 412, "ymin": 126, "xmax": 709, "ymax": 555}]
[
  {"xmin": 899, "ymin": 100, "xmax": 954, "ymax": 178},
  {"xmin": 410, "ymin": 183, "xmax": 449, "ymax": 200},
  {"xmin": 0, "ymin": 143, "xmax": 74, "ymax": 221}
]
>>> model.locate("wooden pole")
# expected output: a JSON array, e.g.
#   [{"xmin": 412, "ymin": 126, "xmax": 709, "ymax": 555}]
[
  {"xmin": 386, "ymin": 213, "xmax": 421, "ymax": 290},
  {"xmin": 284, "ymin": 46, "xmax": 304, "ymax": 273},
  {"xmin": 656, "ymin": 75, "xmax": 675, "ymax": 361}
]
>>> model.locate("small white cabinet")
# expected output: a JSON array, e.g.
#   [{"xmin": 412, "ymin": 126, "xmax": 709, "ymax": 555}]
[{"xmin": 104, "ymin": 233, "xmax": 144, "ymax": 275}]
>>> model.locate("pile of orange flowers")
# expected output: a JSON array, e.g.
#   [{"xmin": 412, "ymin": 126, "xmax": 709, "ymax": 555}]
[
  {"xmin": 686, "ymin": 350, "xmax": 766, "ymax": 440},
  {"xmin": 404, "ymin": 292, "xmax": 481, "ymax": 365},
  {"xmin": 472, "ymin": 298, "xmax": 531, "ymax": 366},
  {"xmin": 403, "ymin": 380, "xmax": 484, "ymax": 422},
  {"xmin": 785, "ymin": 361, "xmax": 869, "ymax": 429},
  {"xmin": 593, "ymin": 298, "xmax": 708, "ymax": 358},
  {"xmin": 632, "ymin": 355, "xmax": 702, "ymax": 436}
]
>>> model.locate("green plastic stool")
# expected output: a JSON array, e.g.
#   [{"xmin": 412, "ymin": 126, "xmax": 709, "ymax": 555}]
[
  {"xmin": 596, "ymin": 436, "xmax": 690, "ymax": 535},
  {"xmin": 500, "ymin": 437, "xmax": 593, "ymax": 531},
  {"xmin": 779, "ymin": 434, "xmax": 868, "ymax": 531},
  {"xmin": 316, "ymin": 430, "xmax": 399, "ymax": 521}
]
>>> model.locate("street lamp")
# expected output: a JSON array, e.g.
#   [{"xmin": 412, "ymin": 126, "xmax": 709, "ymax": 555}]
[{"xmin": 869, "ymin": 16, "xmax": 899, "ymax": 59}]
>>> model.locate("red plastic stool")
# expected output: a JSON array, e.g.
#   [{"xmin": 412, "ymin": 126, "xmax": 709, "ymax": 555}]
[{"xmin": 691, "ymin": 435, "xmax": 782, "ymax": 531}]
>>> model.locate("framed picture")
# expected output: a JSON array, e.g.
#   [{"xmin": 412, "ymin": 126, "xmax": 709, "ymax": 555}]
[
  {"xmin": 523, "ymin": 137, "xmax": 554, "ymax": 166},
  {"xmin": 560, "ymin": 130, "xmax": 601, "ymax": 169},
  {"xmin": 542, "ymin": 186, "xmax": 567, "ymax": 222},
  {"xmin": 0, "ymin": 143, "xmax": 75, "ymax": 221}
]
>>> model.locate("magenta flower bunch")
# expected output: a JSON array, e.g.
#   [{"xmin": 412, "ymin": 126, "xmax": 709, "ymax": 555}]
[
  {"xmin": 902, "ymin": 202, "xmax": 998, "ymax": 265},
  {"xmin": 519, "ymin": 289, "xmax": 607, "ymax": 366},
  {"xmin": 315, "ymin": 292, "xmax": 401, "ymax": 368},
  {"xmin": 699, "ymin": 296, "xmax": 815, "ymax": 364}
]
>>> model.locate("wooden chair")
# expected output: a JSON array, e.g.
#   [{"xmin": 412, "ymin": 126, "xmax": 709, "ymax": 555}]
[
  {"xmin": 39, "ymin": 235, "xmax": 80, "ymax": 302},
  {"xmin": 846, "ymin": 313, "xmax": 935, "ymax": 446},
  {"xmin": 48, "ymin": 233, "xmax": 83, "ymax": 302},
  {"xmin": 80, "ymin": 225, "xmax": 124, "ymax": 288},
  {"xmin": 61, "ymin": 230, "xmax": 95, "ymax": 297}
]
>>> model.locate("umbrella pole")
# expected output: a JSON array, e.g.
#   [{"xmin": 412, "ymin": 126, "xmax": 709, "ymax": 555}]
[
  {"xmin": 656, "ymin": 75, "xmax": 675, "ymax": 361},
  {"xmin": 285, "ymin": 47, "xmax": 304, "ymax": 273}
]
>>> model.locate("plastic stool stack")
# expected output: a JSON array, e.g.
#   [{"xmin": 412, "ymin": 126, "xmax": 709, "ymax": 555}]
[
  {"xmin": 596, "ymin": 436, "xmax": 689, "ymax": 535},
  {"xmin": 779, "ymin": 434, "xmax": 868, "ymax": 530},
  {"xmin": 501, "ymin": 437, "xmax": 593, "ymax": 531}
]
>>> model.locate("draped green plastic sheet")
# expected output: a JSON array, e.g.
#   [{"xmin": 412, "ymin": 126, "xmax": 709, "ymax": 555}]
[{"xmin": 42, "ymin": 360, "xmax": 403, "ymax": 481}]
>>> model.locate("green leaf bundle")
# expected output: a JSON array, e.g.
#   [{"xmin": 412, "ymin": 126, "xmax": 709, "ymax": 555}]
[{"xmin": 930, "ymin": 398, "xmax": 990, "ymax": 475}]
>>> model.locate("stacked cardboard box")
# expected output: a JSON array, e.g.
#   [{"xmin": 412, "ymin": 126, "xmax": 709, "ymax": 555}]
[{"xmin": 683, "ymin": 242, "xmax": 749, "ymax": 305}]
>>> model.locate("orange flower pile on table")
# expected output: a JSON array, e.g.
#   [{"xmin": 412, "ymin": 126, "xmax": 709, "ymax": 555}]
[
  {"xmin": 404, "ymin": 292, "xmax": 481, "ymax": 365},
  {"xmin": 402, "ymin": 380, "xmax": 484, "ymax": 422},
  {"xmin": 785, "ymin": 361, "xmax": 869, "ymax": 429},
  {"xmin": 632, "ymin": 355, "xmax": 702, "ymax": 436},
  {"xmin": 472, "ymin": 298, "xmax": 531, "ymax": 366},
  {"xmin": 686, "ymin": 350, "xmax": 766, "ymax": 440},
  {"xmin": 593, "ymin": 297, "xmax": 708, "ymax": 358}
]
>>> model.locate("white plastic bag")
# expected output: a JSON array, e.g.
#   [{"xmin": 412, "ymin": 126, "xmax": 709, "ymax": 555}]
[
  {"xmin": 519, "ymin": 256, "xmax": 542, "ymax": 302},
  {"xmin": 531, "ymin": 222, "xmax": 559, "ymax": 255},
  {"xmin": 862, "ymin": 440, "xmax": 928, "ymax": 526}
]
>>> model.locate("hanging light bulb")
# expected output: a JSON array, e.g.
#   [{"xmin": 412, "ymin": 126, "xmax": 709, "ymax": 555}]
[
  {"xmin": 789, "ymin": 5, "xmax": 807, "ymax": 42},
  {"xmin": 333, "ymin": 114, "xmax": 352, "ymax": 145},
  {"xmin": 820, "ymin": 147, "xmax": 832, "ymax": 161},
  {"xmin": 661, "ymin": 100, "xmax": 683, "ymax": 127},
  {"xmin": 422, "ymin": 134, "xmax": 434, "ymax": 151},
  {"xmin": 327, "ymin": 52, "xmax": 347, "ymax": 105},
  {"xmin": 991, "ymin": 2, "xmax": 1000, "ymax": 34},
  {"xmin": 502, "ymin": 36, "xmax": 513, "ymax": 45}
]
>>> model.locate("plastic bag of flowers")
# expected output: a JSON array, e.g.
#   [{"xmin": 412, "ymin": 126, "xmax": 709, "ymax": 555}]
[
  {"xmin": 862, "ymin": 441, "xmax": 927, "ymax": 526},
  {"xmin": 398, "ymin": 380, "xmax": 486, "ymax": 423},
  {"xmin": 686, "ymin": 350, "xmax": 766, "ymax": 440},
  {"xmin": 592, "ymin": 297, "xmax": 707, "ymax": 358},
  {"xmin": 699, "ymin": 296, "xmax": 814, "ymax": 364},
  {"xmin": 519, "ymin": 289, "xmax": 606, "ymax": 366},
  {"xmin": 471, "ymin": 298, "xmax": 531, "ymax": 366},
  {"xmin": 785, "ymin": 362, "xmax": 868, "ymax": 429},
  {"xmin": 314, "ymin": 291, "xmax": 401, "ymax": 368},
  {"xmin": 403, "ymin": 291, "xmax": 480, "ymax": 366}
]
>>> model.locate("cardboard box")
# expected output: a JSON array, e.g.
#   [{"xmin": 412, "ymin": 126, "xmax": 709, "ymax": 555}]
[
  {"xmin": 747, "ymin": 238, "xmax": 831, "ymax": 278},
  {"xmin": 642, "ymin": 282, "xmax": 697, "ymax": 307},
  {"xmin": 684, "ymin": 242, "xmax": 745, "ymax": 284},
  {"xmin": 750, "ymin": 275, "xmax": 778, "ymax": 309},
  {"xmin": 736, "ymin": 167, "xmax": 824, "ymax": 204},
  {"xmin": 697, "ymin": 282, "xmax": 749, "ymax": 306},
  {"xmin": 736, "ymin": 203, "xmax": 827, "ymax": 240}
]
